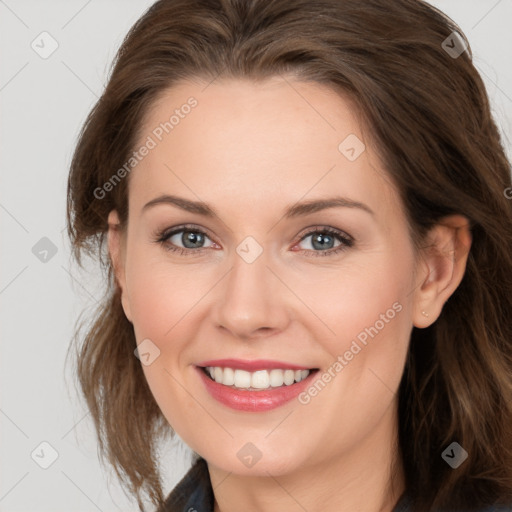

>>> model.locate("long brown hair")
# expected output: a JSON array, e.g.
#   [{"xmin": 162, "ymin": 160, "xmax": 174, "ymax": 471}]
[{"xmin": 66, "ymin": 1, "xmax": 512, "ymax": 510}]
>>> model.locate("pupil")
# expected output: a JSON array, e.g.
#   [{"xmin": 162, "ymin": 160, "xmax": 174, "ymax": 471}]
[
  {"xmin": 183, "ymin": 231, "xmax": 204, "ymax": 248},
  {"xmin": 312, "ymin": 233, "xmax": 333, "ymax": 250}
]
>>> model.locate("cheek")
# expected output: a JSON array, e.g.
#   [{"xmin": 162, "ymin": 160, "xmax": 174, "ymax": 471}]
[
  {"xmin": 124, "ymin": 249, "xmax": 202, "ymax": 430},
  {"xmin": 128, "ymin": 276, "xmax": 174, "ymax": 341},
  {"xmin": 293, "ymin": 253, "xmax": 413, "ymax": 356},
  {"xmin": 293, "ymin": 255, "xmax": 413, "ymax": 456},
  {"xmin": 124, "ymin": 241, "xmax": 194, "ymax": 340},
  {"xmin": 294, "ymin": 245, "xmax": 415, "ymax": 428}
]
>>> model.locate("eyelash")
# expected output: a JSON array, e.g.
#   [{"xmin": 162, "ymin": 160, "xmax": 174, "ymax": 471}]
[{"xmin": 153, "ymin": 223, "xmax": 354, "ymax": 258}]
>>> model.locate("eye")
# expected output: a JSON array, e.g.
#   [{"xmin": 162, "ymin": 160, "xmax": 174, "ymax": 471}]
[
  {"xmin": 154, "ymin": 224, "xmax": 217, "ymax": 255},
  {"xmin": 294, "ymin": 227, "xmax": 354, "ymax": 257},
  {"xmin": 167, "ymin": 229, "xmax": 212, "ymax": 249}
]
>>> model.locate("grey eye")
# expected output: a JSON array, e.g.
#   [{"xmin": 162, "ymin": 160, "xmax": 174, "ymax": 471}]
[{"xmin": 168, "ymin": 230, "xmax": 213, "ymax": 249}]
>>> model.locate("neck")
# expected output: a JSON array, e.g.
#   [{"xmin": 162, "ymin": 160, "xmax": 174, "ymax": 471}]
[{"xmin": 208, "ymin": 399, "xmax": 405, "ymax": 512}]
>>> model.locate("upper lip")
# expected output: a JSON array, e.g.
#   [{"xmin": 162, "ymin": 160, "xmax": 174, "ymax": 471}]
[{"xmin": 197, "ymin": 358, "xmax": 315, "ymax": 372}]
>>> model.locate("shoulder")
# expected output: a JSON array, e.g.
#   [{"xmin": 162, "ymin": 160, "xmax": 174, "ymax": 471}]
[{"xmin": 157, "ymin": 456, "xmax": 214, "ymax": 512}]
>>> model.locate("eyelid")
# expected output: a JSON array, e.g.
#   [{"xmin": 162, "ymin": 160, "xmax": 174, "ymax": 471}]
[
  {"xmin": 157, "ymin": 223, "xmax": 215, "ymax": 241},
  {"xmin": 296, "ymin": 224, "xmax": 353, "ymax": 243}
]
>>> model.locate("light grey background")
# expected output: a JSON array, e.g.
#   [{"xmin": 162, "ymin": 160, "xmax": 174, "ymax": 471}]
[{"xmin": 1, "ymin": 1, "xmax": 511, "ymax": 511}]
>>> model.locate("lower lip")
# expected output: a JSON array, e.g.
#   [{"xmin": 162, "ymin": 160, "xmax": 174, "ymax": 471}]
[{"xmin": 196, "ymin": 366, "xmax": 318, "ymax": 412}]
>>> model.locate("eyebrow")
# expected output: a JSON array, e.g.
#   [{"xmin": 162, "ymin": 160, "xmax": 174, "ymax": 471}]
[{"xmin": 142, "ymin": 194, "xmax": 374, "ymax": 218}]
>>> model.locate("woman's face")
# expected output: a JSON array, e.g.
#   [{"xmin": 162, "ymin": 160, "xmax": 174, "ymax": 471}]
[{"xmin": 109, "ymin": 76, "xmax": 423, "ymax": 476}]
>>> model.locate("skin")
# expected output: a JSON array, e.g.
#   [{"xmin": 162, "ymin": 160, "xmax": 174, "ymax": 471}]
[{"xmin": 108, "ymin": 76, "xmax": 472, "ymax": 512}]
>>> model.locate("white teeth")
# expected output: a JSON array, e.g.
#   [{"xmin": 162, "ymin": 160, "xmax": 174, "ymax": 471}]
[
  {"xmin": 269, "ymin": 369, "xmax": 284, "ymax": 387},
  {"xmin": 234, "ymin": 369, "xmax": 251, "ymax": 388},
  {"xmin": 204, "ymin": 366, "xmax": 311, "ymax": 390},
  {"xmin": 214, "ymin": 367, "xmax": 223, "ymax": 383},
  {"xmin": 223, "ymin": 367, "xmax": 235, "ymax": 386},
  {"xmin": 283, "ymin": 369, "xmax": 295, "ymax": 385},
  {"xmin": 251, "ymin": 370, "xmax": 270, "ymax": 389}
]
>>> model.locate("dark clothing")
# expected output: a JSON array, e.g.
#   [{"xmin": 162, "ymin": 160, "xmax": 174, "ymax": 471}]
[
  {"xmin": 160, "ymin": 457, "xmax": 214, "ymax": 512},
  {"xmin": 158, "ymin": 456, "xmax": 512, "ymax": 512}
]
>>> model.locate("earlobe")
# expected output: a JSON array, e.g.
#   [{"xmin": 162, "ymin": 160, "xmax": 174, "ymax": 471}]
[
  {"xmin": 412, "ymin": 215, "xmax": 472, "ymax": 328},
  {"xmin": 107, "ymin": 210, "xmax": 132, "ymax": 323}
]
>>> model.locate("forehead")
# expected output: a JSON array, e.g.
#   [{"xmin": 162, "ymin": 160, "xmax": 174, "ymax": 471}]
[{"xmin": 128, "ymin": 77, "xmax": 401, "ymax": 220}]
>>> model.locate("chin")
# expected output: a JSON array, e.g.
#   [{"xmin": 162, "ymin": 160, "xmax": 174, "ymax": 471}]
[{"xmin": 203, "ymin": 445, "xmax": 304, "ymax": 477}]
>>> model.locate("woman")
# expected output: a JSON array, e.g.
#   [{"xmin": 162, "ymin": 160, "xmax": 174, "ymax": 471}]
[{"xmin": 66, "ymin": 0, "xmax": 512, "ymax": 511}]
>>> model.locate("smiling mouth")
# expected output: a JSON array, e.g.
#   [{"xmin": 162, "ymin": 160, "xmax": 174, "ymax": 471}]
[{"xmin": 200, "ymin": 366, "xmax": 319, "ymax": 391}]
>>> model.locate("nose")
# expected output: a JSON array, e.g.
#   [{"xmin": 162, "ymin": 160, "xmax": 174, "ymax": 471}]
[{"xmin": 212, "ymin": 249, "xmax": 291, "ymax": 341}]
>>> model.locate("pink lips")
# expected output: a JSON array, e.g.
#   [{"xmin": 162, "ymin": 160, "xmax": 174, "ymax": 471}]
[
  {"xmin": 195, "ymin": 360, "xmax": 318, "ymax": 412},
  {"xmin": 197, "ymin": 358, "xmax": 311, "ymax": 371}
]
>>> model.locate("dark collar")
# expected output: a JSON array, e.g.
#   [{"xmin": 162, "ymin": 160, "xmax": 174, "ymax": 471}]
[{"xmin": 158, "ymin": 456, "xmax": 214, "ymax": 512}]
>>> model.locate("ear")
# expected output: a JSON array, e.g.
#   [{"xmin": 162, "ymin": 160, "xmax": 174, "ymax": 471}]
[
  {"xmin": 412, "ymin": 215, "xmax": 472, "ymax": 328},
  {"xmin": 107, "ymin": 210, "xmax": 132, "ymax": 323}
]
